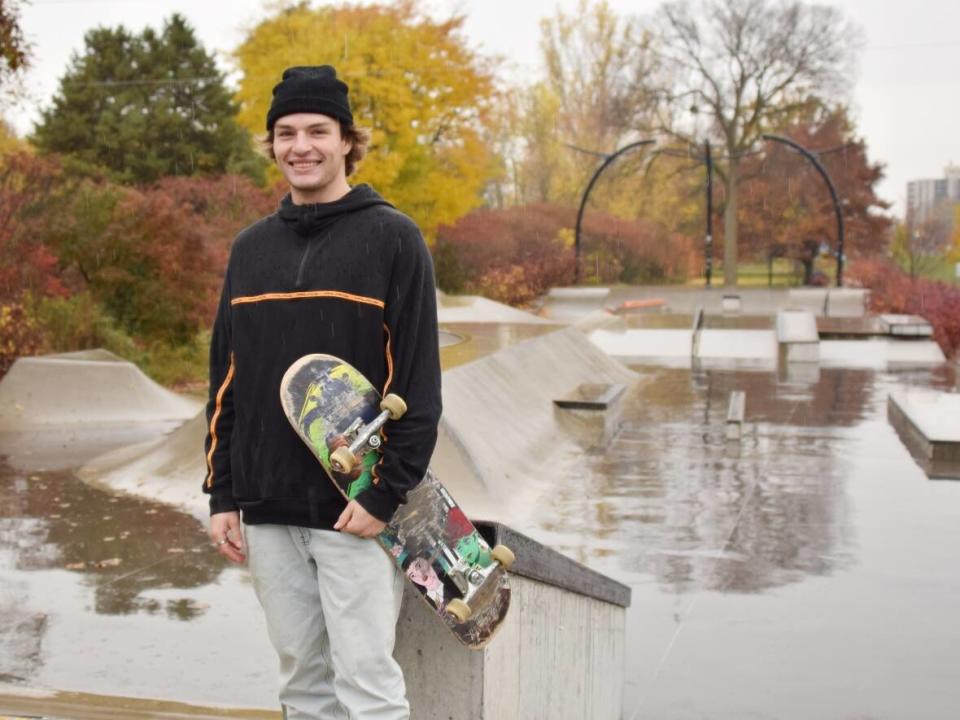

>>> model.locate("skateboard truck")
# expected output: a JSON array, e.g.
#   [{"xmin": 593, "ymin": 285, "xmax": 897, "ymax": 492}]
[
  {"xmin": 429, "ymin": 534, "xmax": 516, "ymax": 623},
  {"xmin": 330, "ymin": 394, "xmax": 407, "ymax": 474}
]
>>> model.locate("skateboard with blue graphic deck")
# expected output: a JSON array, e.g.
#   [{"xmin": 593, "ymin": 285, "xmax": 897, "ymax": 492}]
[{"xmin": 279, "ymin": 354, "xmax": 513, "ymax": 649}]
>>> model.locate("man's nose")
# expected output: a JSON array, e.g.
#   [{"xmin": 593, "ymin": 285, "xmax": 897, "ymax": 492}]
[{"xmin": 292, "ymin": 131, "xmax": 311, "ymax": 152}]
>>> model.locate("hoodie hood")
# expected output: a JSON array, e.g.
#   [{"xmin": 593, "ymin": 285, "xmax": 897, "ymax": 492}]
[{"xmin": 278, "ymin": 184, "xmax": 393, "ymax": 237}]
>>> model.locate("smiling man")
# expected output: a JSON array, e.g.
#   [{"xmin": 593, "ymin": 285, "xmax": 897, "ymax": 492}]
[{"xmin": 202, "ymin": 66, "xmax": 441, "ymax": 720}]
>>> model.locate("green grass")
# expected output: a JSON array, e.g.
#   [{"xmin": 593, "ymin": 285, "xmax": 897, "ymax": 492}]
[{"xmin": 687, "ymin": 258, "xmax": 836, "ymax": 287}]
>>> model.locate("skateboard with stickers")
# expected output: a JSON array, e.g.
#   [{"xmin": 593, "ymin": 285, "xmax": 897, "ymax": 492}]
[{"xmin": 280, "ymin": 354, "xmax": 513, "ymax": 649}]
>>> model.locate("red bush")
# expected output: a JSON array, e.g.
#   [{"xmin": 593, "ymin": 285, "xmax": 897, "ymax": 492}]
[
  {"xmin": 434, "ymin": 203, "xmax": 697, "ymax": 306},
  {"xmin": 847, "ymin": 258, "xmax": 960, "ymax": 360}
]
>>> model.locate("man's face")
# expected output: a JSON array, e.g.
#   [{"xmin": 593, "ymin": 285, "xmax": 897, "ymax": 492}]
[{"xmin": 273, "ymin": 113, "xmax": 352, "ymax": 203}]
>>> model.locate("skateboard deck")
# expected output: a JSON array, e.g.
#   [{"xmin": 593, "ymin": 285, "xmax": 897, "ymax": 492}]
[{"xmin": 280, "ymin": 354, "xmax": 512, "ymax": 649}]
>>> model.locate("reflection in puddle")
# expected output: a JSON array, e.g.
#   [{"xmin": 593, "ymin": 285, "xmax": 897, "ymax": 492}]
[
  {"xmin": 537, "ymin": 367, "xmax": 878, "ymax": 592},
  {"xmin": 0, "ymin": 465, "xmax": 226, "ymax": 616},
  {"xmin": 534, "ymin": 364, "xmax": 960, "ymax": 718},
  {"xmin": 0, "ymin": 460, "xmax": 275, "ymax": 708}
]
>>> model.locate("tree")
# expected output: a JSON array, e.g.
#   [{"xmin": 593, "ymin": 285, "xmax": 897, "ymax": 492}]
[
  {"xmin": 508, "ymin": 1, "xmax": 657, "ymax": 208},
  {"xmin": 0, "ymin": 0, "xmax": 29, "ymax": 104},
  {"xmin": 33, "ymin": 14, "xmax": 264, "ymax": 185},
  {"xmin": 654, "ymin": 0, "xmax": 860, "ymax": 285},
  {"xmin": 33, "ymin": 174, "xmax": 275, "ymax": 343},
  {"xmin": 232, "ymin": 1, "xmax": 499, "ymax": 239},
  {"xmin": 949, "ymin": 204, "xmax": 960, "ymax": 264},
  {"xmin": 736, "ymin": 103, "xmax": 890, "ymax": 282},
  {"xmin": 0, "ymin": 152, "xmax": 72, "ymax": 303},
  {"xmin": 893, "ymin": 215, "xmax": 951, "ymax": 280}
]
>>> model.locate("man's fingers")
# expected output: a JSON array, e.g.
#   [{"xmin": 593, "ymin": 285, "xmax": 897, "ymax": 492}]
[
  {"xmin": 218, "ymin": 543, "xmax": 246, "ymax": 564},
  {"xmin": 333, "ymin": 504, "xmax": 353, "ymax": 531}
]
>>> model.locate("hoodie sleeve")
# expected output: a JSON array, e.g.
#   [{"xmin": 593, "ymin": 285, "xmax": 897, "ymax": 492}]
[
  {"xmin": 355, "ymin": 222, "xmax": 442, "ymax": 523},
  {"xmin": 202, "ymin": 266, "xmax": 239, "ymax": 515}
]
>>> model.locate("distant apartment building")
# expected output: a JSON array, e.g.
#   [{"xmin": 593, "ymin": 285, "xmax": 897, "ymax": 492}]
[{"xmin": 907, "ymin": 165, "xmax": 960, "ymax": 225}]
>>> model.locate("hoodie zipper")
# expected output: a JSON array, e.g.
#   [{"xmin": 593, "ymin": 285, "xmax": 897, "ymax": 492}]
[{"xmin": 294, "ymin": 238, "xmax": 314, "ymax": 290}]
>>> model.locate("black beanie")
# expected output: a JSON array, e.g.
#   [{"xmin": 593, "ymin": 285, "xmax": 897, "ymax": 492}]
[{"xmin": 266, "ymin": 66, "xmax": 353, "ymax": 131}]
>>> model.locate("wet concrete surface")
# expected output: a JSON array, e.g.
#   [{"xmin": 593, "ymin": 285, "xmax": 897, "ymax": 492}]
[
  {"xmin": 2, "ymin": 361, "xmax": 960, "ymax": 718},
  {"xmin": 0, "ymin": 453, "xmax": 277, "ymax": 712},
  {"xmin": 534, "ymin": 363, "xmax": 960, "ymax": 719},
  {"xmin": 438, "ymin": 321, "xmax": 562, "ymax": 370}
]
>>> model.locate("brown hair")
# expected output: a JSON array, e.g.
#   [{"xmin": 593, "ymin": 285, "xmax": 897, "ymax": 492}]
[{"xmin": 258, "ymin": 121, "xmax": 371, "ymax": 177}]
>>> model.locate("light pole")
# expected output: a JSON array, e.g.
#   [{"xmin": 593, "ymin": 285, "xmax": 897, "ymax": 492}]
[
  {"xmin": 762, "ymin": 133, "xmax": 846, "ymax": 287},
  {"xmin": 574, "ymin": 139, "xmax": 656, "ymax": 284}
]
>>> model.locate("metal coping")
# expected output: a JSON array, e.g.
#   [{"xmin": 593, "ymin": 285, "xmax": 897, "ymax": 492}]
[{"xmin": 474, "ymin": 521, "xmax": 632, "ymax": 608}]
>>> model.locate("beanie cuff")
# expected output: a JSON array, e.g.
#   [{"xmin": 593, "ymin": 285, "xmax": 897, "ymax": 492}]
[{"xmin": 266, "ymin": 98, "xmax": 353, "ymax": 130}]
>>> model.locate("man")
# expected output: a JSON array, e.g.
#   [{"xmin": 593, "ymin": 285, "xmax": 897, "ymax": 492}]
[{"xmin": 203, "ymin": 65, "xmax": 441, "ymax": 720}]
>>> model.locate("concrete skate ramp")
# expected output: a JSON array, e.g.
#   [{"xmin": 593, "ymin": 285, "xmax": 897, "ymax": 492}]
[
  {"xmin": 588, "ymin": 328, "xmax": 694, "ymax": 368},
  {"xmin": 0, "ymin": 355, "xmax": 200, "ymax": 430},
  {"xmin": 439, "ymin": 327, "xmax": 636, "ymax": 521},
  {"xmin": 78, "ymin": 411, "xmax": 208, "ymax": 519},
  {"xmin": 540, "ymin": 287, "xmax": 612, "ymax": 323},
  {"xmin": 78, "ymin": 327, "xmax": 637, "ymax": 526},
  {"xmin": 588, "ymin": 327, "xmax": 777, "ymax": 369},
  {"xmin": 436, "ymin": 291, "xmax": 549, "ymax": 324}
]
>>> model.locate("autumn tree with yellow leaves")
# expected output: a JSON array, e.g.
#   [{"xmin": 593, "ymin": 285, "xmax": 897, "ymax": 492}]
[{"xmin": 232, "ymin": 1, "xmax": 500, "ymax": 240}]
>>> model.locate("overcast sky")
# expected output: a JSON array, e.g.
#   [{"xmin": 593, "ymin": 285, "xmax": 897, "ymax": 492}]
[{"xmin": 11, "ymin": 0, "xmax": 960, "ymax": 215}]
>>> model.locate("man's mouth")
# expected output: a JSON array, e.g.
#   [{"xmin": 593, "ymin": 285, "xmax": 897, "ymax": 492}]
[{"xmin": 289, "ymin": 159, "xmax": 321, "ymax": 169}]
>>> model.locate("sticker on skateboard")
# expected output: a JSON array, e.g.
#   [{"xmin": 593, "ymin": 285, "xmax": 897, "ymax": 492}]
[{"xmin": 280, "ymin": 354, "xmax": 513, "ymax": 649}]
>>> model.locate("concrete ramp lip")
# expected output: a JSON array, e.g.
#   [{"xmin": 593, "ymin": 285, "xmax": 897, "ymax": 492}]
[
  {"xmin": 0, "ymin": 354, "xmax": 201, "ymax": 430},
  {"xmin": 436, "ymin": 292, "xmax": 550, "ymax": 324}
]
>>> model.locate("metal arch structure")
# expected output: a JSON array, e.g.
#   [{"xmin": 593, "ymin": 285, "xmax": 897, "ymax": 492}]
[
  {"xmin": 762, "ymin": 133, "xmax": 846, "ymax": 287},
  {"xmin": 573, "ymin": 139, "xmax": 657, "ymax": 284}
]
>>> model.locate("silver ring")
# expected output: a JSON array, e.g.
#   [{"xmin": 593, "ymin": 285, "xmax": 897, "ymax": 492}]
[{"xmin": 216, "ymin": 538, "xmax": 229, "ymax": 546}]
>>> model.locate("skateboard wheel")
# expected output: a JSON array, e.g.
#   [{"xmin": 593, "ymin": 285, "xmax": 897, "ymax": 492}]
[
  {"xmin": 380, "ymin": 394, "xmax": 407, "ymax": 420},
  {"xmin": 491, "ymin": 544, "xmax": 515, "ymax": 571},
  {"xmin": 331, "ymin": 446, "xmax": 357, "ymax": 474},
  {"xmin": 445, "ymin": 598, "xmax": 472, "ymax": 623}
]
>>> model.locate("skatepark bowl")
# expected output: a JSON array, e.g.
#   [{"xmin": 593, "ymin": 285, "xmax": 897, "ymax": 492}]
[{"xmin": 2, "ymin": 312, "xmax": 960, "ymax": 718}]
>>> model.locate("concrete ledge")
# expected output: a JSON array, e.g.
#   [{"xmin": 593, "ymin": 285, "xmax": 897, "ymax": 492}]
[
  {"xmin": 396, "ymin": 522, "xmax": 629, "ymax": 720},
  {"xmin": 880, "ymin": 314, "xmax": 934, "ymax": 337},
  {"xmin": 697, "ymin": 329, "xmax": 778, "ymax": 367},
  {"xmin": 820, "ymin": 339, "xmax": 946, "ymax": 369},
  {"xmin": 475, "ymin": 522, "xmax": 630, "ymax": 607},
  {"xmin": 777, "ymin": 309, "xmax": 820, "ymax": 363},
  {"xmin": 725, "ymin": 391, "xmax": 746, "ymax": 441},
  {"xmin": 825, "ymin": 288, "xmax": 868, "ymax": 318},
  {"xmin": 788, "ymin": 288, "xmax": 827, "ymax": 316},
  {"xmin": 554, "ymin": 383, "xmax": 626, "ymax": 412},
  {"xmin": 888, "ymin": 390, "xmax": 960, "ymax": 458}
]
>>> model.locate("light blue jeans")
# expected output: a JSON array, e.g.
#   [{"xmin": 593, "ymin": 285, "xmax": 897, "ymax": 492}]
[{"xmin": 245, "ymin": 524, "xmax": 408, "ymax": 720}]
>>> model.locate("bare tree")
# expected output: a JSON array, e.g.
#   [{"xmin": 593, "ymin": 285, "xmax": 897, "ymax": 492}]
[
  {"xmin": 509, "ymin": 0, "xmax": 658, "ymax": 206},
  {"xmin": 895, "ymin": 211, "xmax": 952, "ymax": 279},
  {"xmin": 653, "ymin": 0, "xmax": 860, "ymax": 285}
]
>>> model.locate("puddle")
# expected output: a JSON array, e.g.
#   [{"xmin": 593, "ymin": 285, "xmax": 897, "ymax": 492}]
[
  {"xmin": 534, "ymin": 364, "xmax": 960, "ymax": 718},
  {"xmin": 0, "ymin": 459, "xmax": 274, "ymax": 709}
]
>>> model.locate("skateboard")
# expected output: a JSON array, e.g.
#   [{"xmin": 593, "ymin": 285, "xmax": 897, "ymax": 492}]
[{"xmin": 279, "ymin": 354, "xmax": 513, "ymax": 649}]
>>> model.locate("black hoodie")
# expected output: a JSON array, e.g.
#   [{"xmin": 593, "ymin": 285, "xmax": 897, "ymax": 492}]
[{"xmin": 202, "ymin": 184, "xmax": 442, "ymax": 527}]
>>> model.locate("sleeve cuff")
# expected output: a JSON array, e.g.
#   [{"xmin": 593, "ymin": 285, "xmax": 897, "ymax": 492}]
[
  {"xmin": 355, "ymin": 482, "xmax": 401, "ymax": 524},
  {"xmin": 208, "ymin": 488, "xmax": 239, "ymax": 515}
]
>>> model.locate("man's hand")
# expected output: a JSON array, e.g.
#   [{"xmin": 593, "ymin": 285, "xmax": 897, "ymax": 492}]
[
  {"xmin": 334, "ymin": 500, "xmax": 386, "ymax": 538},
  {"xmin": 210, "ymin": 511, "xmax": 246, "ymax": 564}
]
